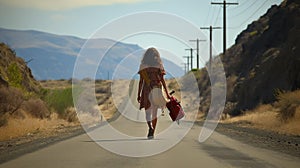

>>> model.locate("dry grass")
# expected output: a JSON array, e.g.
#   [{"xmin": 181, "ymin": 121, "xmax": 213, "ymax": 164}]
[
  {"xmin": 60, "ymin": 107, "xmax": 78, "ymax": 122},
  {"xmin": 279, "ymin": 107, "xmax": 300, "ymax": 135},
  {"xmin": 22, "ymin": 98, "xmax": 50, "ymax": 119},
  {"xmin": 0, "ymin": 112, "xmax": 79, "ymax": 141},
  {"xmin": 274, "ymin": 89, "xmax": 300, "ymax": 122},
  {"xmin": 224, "ymin": 104, "xmax": 300, "ymax": 135},
  {"xmin": 0, "ymin": 87, "xmax": 24, "ymax": 116},
  {"xmin": 39, "ymin": 79, "xmax": 71, "ymax": 89}
]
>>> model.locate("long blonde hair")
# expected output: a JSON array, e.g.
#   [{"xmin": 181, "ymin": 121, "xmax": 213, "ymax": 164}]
[{"xmin": 141, "ymin": 47, "xmax": 163, "ymax": 68}]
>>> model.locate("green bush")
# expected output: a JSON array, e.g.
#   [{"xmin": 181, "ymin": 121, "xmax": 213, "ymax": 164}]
[
  {"xmin": 43, "ymin": 87, "xmax": 83, "ymax": 119},
  {"xmin": 44, "ymin": 88, "xmax": 74, "ymax": 115},
  {"xmin": 249, "ymin": 30, "xmax": 258, "ymax": 37},
  {"xmin": 7, "ymin": 63, "xmax": 22, "ymax": 88}
]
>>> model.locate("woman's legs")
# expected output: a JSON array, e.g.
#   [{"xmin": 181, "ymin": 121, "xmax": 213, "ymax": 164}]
[
  {"xmin": 145, "ymin": 107, "xmax": 154, "ymax": 139},
  {"xmin": 145, "ymin": 105, "xmax": 158, "ymax": 139},
  {"xmin": 145, "ymin": 108, "xmax": 153, "ymax": 129},
  {"xmin": 151, "ymin": 106, "xmax": 158, "ymax": 130}
]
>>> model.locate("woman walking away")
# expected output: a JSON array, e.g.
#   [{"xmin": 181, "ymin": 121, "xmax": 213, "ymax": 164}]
[{"xmin": 137, "ymin": 47, "xmax": 171, "ymax": 139}]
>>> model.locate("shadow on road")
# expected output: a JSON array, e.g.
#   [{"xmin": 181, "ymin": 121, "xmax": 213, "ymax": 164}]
[{"xmin": 82, "ymin": 138, "xmax": 162, "ymax": 142}]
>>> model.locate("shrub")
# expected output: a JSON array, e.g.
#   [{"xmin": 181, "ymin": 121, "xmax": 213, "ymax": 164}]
[
  {"xmin": 44, "ymin": 88, "xmax": 74, "ymax": 115},
  {"xmin": 0, "ymin": 115, "xmax": 8, "ymax": 127},
  {"xmin": 95, "ymin": 86, "xmax": 109, "ymax": 94},
  {"xmin": 7, "ymin": 63, "xmax": 22, "ymax": 88},
  {"xmin": 228, "ymin": 108, "xmax": 242, "ymax": 116},
  {"xmin": 274, "ymin": 89, "xmax": 300, "ymax": 122},
  {"xmin": 23, "ymin": 98, "xmax": 50, "ymax": 119},
  {"xmin": 61, "ymin": 107, "xmax": 78, "ymax": 122},
  {"xmin": 0, "ymin": 87, "xmax": 24, "ymax": 115},
  {"xmin": 249, "ymin": 30, "xmax": 258, "ymax": 37}
]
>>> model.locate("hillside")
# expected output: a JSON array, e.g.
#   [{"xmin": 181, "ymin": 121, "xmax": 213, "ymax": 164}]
[
  {"xmin": 197, "ymin": 0, "xmax": 300, "ymax": 116},
  {"xmin": 0, "ymin": 43, "xmax": 47, "ymax": 127},
  {"xmin": 0, "ymin": 43, "xmax": 40, "ymax": 92},
  {"xmin": 0, "ymin": 28, "xmax": 184, "ymax": 80}
]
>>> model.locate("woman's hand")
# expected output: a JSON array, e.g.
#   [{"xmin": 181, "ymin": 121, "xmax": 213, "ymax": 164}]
[{"xmin": 166, "ymin": 92, "xmax": 171, "ymax": 99}]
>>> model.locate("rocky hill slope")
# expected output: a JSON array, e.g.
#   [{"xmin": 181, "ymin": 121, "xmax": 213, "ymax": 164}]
[
  {"xmin": 0, "ymin": 43, "xmax": 40, "ymax": 92},
  {"xmin": 198, "ymin": 0, "xmax": 300, "ymax": 116},
  {"xmin": 0, "ymin": 43, "xmax": 48, "ymax": 127}
]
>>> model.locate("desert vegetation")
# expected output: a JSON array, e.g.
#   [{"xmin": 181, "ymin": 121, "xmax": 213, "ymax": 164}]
[
  {"xmin": 0, "ymin": 78, "xmax": 114, "ymax": 141},
  {"xmin": 0, "ymin": 43, "xmax": 84, "ymax": 140},
  {"xmin": 224, "ymin": 89, "xmax": 300, "ymax": 135},
  {"xmin": 274, "ymin": 89, "xmax": 300, "ymax": 122}
]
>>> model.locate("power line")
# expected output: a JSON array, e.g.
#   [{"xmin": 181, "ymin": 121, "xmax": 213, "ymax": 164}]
[
  {"xmin": 214, "ymin": 6, "xmax": 222, "ymax": 25},
  {"xmin": 211, "ymin": 0, "xmax": 239, "ymax": 55},
  {"xmin": 228, "ymin": 0, "xmax": 252, "ymax": 11},
  {"xmin": 189, "ymin": 39, "xmax": 206, "ymax": 69},
  {"xmin": 182, "ymin": 63, "xmax": 187, "ymax": 74},
  {"xmin": 228, "ymin": 0, "xmax": 260, "ymax": 18},
  {"xmin": 185, "ymin": 48, "xmax": 195, "ymax": 70},
  {"xmin": 200, "ymin": 26, "xmax": 222, "ymax": 71},
  {"xmin": 210, "ymin": 6, "xmax": 217, "ymax": 25},
  {"xmin": 183, "ymin": 56, "xmax": 190, "ymax": 72},
  {"xmin": 204, "ymin": 5, "xmax": 212, "ymax": 26},
  {"xmin": 229, "ymin": 0, "xmax": 268, "ymax": 29}
]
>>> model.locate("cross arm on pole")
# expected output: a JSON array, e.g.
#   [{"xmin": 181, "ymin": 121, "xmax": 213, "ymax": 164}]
[
  {"xmin": 211, "ymin": 1, "xmax": 239, "ymax": 55},
  {"xmin": 211, "ymin": 2, "xmax": 238, "ymax": 5},
  {"xmin": 189, "ymin": 40, "xmax": 206, "ymax": 42},
  {"xmin": 185, "ymin": 48, "xmax": 195, "ymax": 70},
  {"xmin": 200, "ymin": 27, "xmax": 222, "ymax": 30},
  {"xmin": 183, "ymin": 56, "xmax": 190, "ymax": 72},
  {"xmin": 188, "ymin": 39, "xmax": 206, "ymax": 69}
]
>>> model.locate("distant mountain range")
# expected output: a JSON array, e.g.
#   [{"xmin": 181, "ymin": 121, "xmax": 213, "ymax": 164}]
[{"xmin": 0, "ymin": 27, "xmax": 183, "ymax": 80}]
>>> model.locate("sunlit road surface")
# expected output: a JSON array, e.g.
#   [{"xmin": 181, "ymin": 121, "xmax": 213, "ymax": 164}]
[{"xmin": 1, "ymin": 113, "xmax": 300, "ymax": 168}]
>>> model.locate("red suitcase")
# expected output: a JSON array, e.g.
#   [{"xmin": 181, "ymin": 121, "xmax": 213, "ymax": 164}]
[{"xmin": 166, "ymin": 92, "xmax": 185, "ymax": 123}]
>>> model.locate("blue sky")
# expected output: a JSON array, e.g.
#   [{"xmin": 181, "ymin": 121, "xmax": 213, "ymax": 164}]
[{"xmin": 0, "ymin": 0, "xmax": 283, "ymax": 68}]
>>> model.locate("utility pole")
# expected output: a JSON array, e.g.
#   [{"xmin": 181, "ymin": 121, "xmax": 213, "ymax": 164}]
[
  {"xmin": 185, "ymin": 48, "xmax": 194, "ymax": 70},
  {"xmin": 189, "ymin": 39, "xmax": 206, "ymax": 69},
  {"xmin": 182, "ymin": 63, "xmax": 187, "ymax": 74},
  {"xmin": 200, "ymin": 26, "xmax": 221, "ymax": 70},
  {"xmin": 183, "ymin": 56, "xmax": 190, "ymax": 72},
  {"xmin": 211, "ymin": 0, "xmax": 238, "ymax": 55}
]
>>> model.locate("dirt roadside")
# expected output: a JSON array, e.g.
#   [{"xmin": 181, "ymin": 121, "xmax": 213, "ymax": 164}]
[
  {"xmin": 214, "ymin": 122, "xmax": 300, "ymax": 158},
  {"xmin": 0, "ymin": 125, "xmax": 84, "ymax": 164}
]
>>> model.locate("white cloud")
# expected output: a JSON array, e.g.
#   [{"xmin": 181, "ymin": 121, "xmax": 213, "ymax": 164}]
[{"xmin": 0, "ymin": 0, "xmax": 150, "ymax": 10}]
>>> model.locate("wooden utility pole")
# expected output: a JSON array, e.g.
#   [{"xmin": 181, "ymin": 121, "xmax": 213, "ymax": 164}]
[
  {"xmin": 200, "ymin": 26, "xmax": 221, "ymax": 70},
  {"xmin": 185, "ymin": 48, "xmax": 194, "ymax": 70},
  {"xmin": 211, "ymin": 0, "xmax": 238, "ymax": 55},
  {"xmin": 189, "ymin": 39, "xmax": 206, "ymax": 69},
  {"xmin": 183, "ymin": 56, "xmax": 190, "ymax": 72},
  {"xmin": 182, "ymin": 63, "xmax": 187, "ymax": 74}
]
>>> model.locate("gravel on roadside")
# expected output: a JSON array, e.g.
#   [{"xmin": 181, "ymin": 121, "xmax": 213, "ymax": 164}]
[
  {"xmin": 214, "ymin": 122, "xmax": 300, "ymax": 158},
  {"xmin": 0, "ymin": 125, "xmax": 85, "ymax": 164}
]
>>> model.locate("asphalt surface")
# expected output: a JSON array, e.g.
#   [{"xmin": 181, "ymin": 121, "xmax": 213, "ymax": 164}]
[
  {"xmin": 0, "ymin": 114, "xmax": 300, "ymax": 168},
  {"xmin": 1, "ymin": 80, "xmax": 299, "ymax": 168}
]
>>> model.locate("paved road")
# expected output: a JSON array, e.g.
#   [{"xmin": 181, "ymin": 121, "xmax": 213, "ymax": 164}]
[
  {"xmin": 1, "ymin": 80, "xmax": 300, "ymax": 168},
  {"xmin": 1, "ymin": 114, "xmax": 300, "ymax": 168}
]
